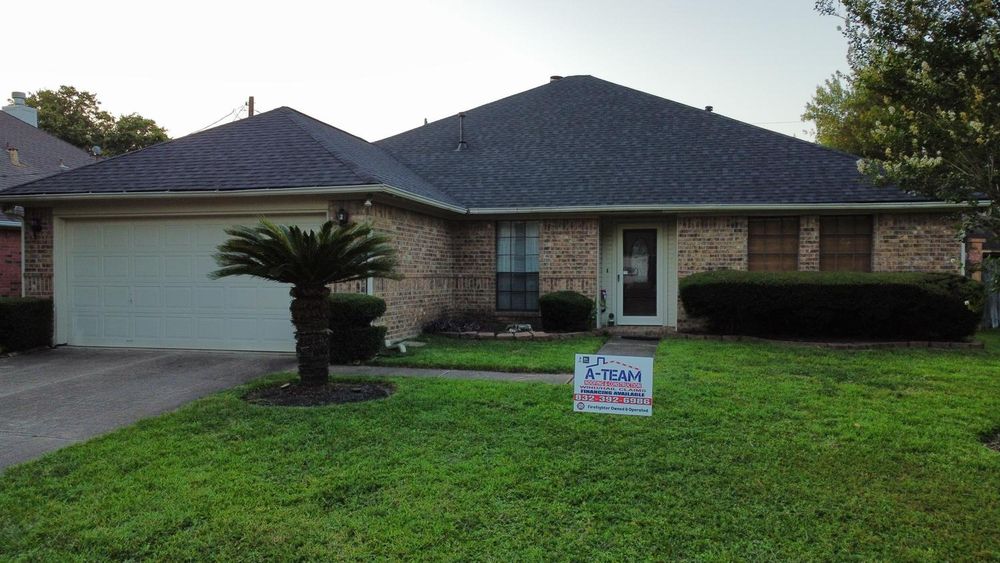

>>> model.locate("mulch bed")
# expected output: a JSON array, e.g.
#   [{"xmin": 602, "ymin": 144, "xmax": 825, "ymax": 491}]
[
  {"xmin": 983, "ymin": 429, "xmax": 1000, "ymax": 453},
  {"xmin": 245, "ymin": 381, "xmax": 395, "ymax": 407}
]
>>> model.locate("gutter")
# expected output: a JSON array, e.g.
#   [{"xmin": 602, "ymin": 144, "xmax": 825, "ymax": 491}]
[
  {"xmin": 0, "ymin": 184, "xmax": 468, "ymax": 215},
  {"xmin": 465, "ymin": 201, "xmax": 989, "ymax": 214},
  {"xmin": 0, "ymin": 183, "xmax": 986, "ymax": 216}
]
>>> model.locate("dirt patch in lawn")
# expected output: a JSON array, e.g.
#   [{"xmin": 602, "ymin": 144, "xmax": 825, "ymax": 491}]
[
  {"xmin": 983, "ymin": 428, "xmax": 1000, "ymax": 452},
  {"xmin": 245, "ymin": 381, "xmax": 395, "ymax": 407}
]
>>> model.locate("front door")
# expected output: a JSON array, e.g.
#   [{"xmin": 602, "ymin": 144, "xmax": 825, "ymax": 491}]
[{"xmin": 616, "ymin": 226, "xmax": 662, "ymax": 325}]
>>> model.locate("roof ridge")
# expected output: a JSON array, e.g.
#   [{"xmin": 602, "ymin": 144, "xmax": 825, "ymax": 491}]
[
  {"xmin": 283, "ymin": 108, "xmax": 463, "ymax": 205},
  {"xmin": 279, "ymin": 109, "xmax": 381, "ymax": 185}
]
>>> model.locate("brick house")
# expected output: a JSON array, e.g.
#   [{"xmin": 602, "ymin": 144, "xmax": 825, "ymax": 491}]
[
  {"xmin": 0, "ymin": 76, "xmax": 971, "ymax": 352},
  {"xmin": 0, "ymin": 93, "xmax": 93, "ymax": 296}
]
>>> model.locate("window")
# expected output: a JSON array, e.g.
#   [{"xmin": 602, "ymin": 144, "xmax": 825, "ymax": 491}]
[
  {"xmin": 496, "ymin": 221, "xmax": 539, "ymax": 311},
  {"xmin": 820, "ymin": 215, "xmax": 873, "ymax": 272},
  {"xmin": 748, "ymin": 217, "xmax": 799, "ymax": 271}
]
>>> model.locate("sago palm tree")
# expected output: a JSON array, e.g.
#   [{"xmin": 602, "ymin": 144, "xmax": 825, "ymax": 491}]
[{"xmin": 212, "ymin": 219, "xmax": 399, "ymax": 385}]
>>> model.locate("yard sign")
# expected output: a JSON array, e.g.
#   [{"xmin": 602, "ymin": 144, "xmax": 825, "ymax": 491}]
[{"xmin": 573, "ymin": 354, "xmax": 653, "ymax": 416}]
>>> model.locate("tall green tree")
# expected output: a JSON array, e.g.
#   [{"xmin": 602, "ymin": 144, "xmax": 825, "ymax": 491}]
[
  {"xmin": 802, "ymin": 71, "xmax": 882, "ymax": 157},
  {"xmin": 212, "ymin": 220, "xmax": 399, "ymax": 385},
  {"xmin": 24, "ymin": 86, "xmax": 169, "ymax": 156},
  {"xmin": 812, "ymin": 0, "xmax": 1000, "ymax": 231}
]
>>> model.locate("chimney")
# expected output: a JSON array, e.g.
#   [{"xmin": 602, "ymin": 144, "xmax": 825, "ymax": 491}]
[
  {"xmin": 3, "ymin": 92, "xmax": 39, "ymax": 127},
  {"xmin": 550, "ymin": 75, "xmax": 563, "ymax": 82}
]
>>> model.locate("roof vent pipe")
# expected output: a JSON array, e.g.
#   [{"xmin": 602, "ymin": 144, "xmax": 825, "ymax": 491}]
[
  {"xmin": 705, "ymin": 105, "xmax": 714, "ymax": 112},
  {"xmin": 455, "ymin": 112, "xmax": 468, "ymax": 151},
  {"xmin": 550, "ymin": 75, "xmax": 563, "ymax": 82}
]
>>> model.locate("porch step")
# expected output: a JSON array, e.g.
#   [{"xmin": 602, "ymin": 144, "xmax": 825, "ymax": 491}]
[{"xmin": 605, "ymin": 326, "xmax": 674, "ymax": 339}]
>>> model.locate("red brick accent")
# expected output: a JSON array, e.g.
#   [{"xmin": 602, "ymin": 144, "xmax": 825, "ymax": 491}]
[
  {"xmin": 872, "ymin": 213, "xmax": 962, "ymax": 273},
  {"xmin": 22, "ymin": 208, "xmax": 53, "ymax": 298},
  {"xmin": 0, "ymin": 228, "xmax": 21, "ymax": 297}
]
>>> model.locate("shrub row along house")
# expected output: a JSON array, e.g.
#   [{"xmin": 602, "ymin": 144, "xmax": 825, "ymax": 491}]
[{"xmin": 0, "ymin": 76, "xmax": 973, "ymax": 352}]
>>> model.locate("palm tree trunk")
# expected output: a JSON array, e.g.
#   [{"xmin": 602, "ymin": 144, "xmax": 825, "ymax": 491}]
[{"xmin": 290, "ymin": 286, "xmax": 331, "ymax": 385}]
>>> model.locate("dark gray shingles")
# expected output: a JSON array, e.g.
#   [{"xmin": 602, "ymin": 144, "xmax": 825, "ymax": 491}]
[
  {"xmin": 377, "ymin": 75, "xmax": 929, "ymax": 208},
  {"xmin": 0, "ymin": 112, "xmax": 93, "ymax": 190}
]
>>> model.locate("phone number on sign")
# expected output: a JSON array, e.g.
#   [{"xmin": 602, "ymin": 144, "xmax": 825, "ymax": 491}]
[{"xmin": 574, "ymin": 394, "xmax": 652, "ymax": 405}]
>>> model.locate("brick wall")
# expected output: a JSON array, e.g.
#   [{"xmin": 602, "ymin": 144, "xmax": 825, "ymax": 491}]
[
  {"xmin": 0, "ymin": 228, "xmax": 20, "ymax": 297},
  {"xmin": 798, "ymin": 215, "xmax": 820, "ymax": 271},
  {"xmin": 539, "ymin": 218, "xmax": 599, "ymax": 296},
  {"xmin": 22, "ymin": 208, "xmax": 53, "ymax": 298},
  {"xmin": 329, "ymin": 201, "xmax": 456, "ymax": 341},
  {"xmin": 872, "ymin": 213, "xmax": 962, "ymax": 273},
  {"xmin": 676, "ymin": 216, "xmax": 747, "ymax": 277},
  {"xmin": 452, "ymin": 220, "xmax": 495, "ymax": 314}
]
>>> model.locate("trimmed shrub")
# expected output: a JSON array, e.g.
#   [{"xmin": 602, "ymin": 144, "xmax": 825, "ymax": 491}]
[
  {"xmin": 539, "ymin": 291, "xmax": 594, "ymax": 332},
  {"xmin": 679, "ymin": 271, "xmax": 984, "ymax": 341},
  {"xmin": 329, "ymin": 293, "xmax": 387, "ymax": 328},
  {"xmin": 329, "ymin": 326, "xmax": 388, "ymax": 364},
  {"xmin": 328, "ymin": 293, "xmax": 387, "ymax": 364},
  {"xmin": 0, "ymin": 298, "xmax": 53, "ymax": 353}
]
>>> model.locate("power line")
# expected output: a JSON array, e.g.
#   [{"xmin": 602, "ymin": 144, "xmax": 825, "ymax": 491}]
[{"xmin": 191, "ymin": 103, "xmax": 247, "ymax": 134}]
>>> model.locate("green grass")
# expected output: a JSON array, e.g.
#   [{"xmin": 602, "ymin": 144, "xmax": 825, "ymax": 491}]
[
  {"xmin": 2, "ymin": 333, "xmax": 1000, "ymax": 560},
  {"xmin": 369, "ymin": 334, "xmax": 607, "ymax": 373}
]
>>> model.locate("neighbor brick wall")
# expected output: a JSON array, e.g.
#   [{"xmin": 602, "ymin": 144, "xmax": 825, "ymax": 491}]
[
  {"xmin": 22, "ymin": 208, "xmax": 53, "ymax": 298},
  {"xmin": 0, "ymin": 228, "xmax": 20, "ymax": 297},
  {"xmin": 872, "ymin": 213, "xmax": 962, "ymax": 273},
  {"xmin": 676, "ymin": 216, "xmax": 747, "ymax": 278}
]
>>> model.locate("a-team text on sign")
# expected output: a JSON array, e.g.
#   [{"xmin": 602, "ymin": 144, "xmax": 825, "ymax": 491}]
[{"xmin": 573, "ymin": 354, "xmax": 653, "ymax": 417}]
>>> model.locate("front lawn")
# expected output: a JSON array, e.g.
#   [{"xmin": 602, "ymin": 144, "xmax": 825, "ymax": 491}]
[
  {"xmin": 370, "ymin": 333, "xmax": 606, "ymax": 373},
  {"xmin": 1, "ymin": 333, "xmax": 999, "ymax": 559}
]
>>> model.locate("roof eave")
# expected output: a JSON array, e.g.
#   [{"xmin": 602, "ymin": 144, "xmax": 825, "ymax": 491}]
[
  {"xmin": 465, "ymin": 201, "xmax": 986, "ymax": 214},
  {"xmin": 0, "ymin": 184, "xmax": 468, "ymax": 214}
]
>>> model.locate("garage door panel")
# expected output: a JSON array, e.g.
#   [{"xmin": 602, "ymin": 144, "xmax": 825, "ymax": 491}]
[
  {"xmin": 103, "ymin": 225, "xmax": 132, "ymax": 248},
  {"xmin": 64, "ymin": 215, "xmax": 321, "ymax": 352},
  {"xmin": 134, "ymin": 256, "xmax": 161, "ymax": 278}
]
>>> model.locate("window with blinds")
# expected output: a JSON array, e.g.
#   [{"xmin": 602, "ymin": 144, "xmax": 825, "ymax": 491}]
[
  {"xmin": 748, "ymin": 217, "xmax": 799, "ymax": 271},
  {"xmin": 496, "ymin": 221, "xmax": 540, "ymax": 311},
  {"xmin": 820, "ymin": 215, "xmax": 873, "ymax": 272}
]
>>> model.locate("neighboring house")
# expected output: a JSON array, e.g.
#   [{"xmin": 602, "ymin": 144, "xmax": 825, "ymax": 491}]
[
  {"xmin": 0, "ymin": 93, "xmax": 93, "ymax": 297},
  {"xmin": 0, "ymin": 76, "xmax": 971, "ymax": 352}
]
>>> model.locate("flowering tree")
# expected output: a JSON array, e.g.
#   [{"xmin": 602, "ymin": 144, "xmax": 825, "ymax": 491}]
[{"xmin": 813, "ymin": 0, "xmax": 999, "ymax": 232}]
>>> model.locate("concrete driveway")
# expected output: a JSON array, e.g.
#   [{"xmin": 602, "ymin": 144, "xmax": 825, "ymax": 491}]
[{"xmin": 0, "ymin": 347, "xmax": 295, "ymax": 470}]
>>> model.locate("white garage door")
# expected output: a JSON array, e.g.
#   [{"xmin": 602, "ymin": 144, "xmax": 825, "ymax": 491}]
[{"xmin": 64, "ymin": 215, "xmax": 323, "ymax": 352}]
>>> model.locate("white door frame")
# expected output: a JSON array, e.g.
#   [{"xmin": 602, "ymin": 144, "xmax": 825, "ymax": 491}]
[{"xmin": 615, "ymin": 223, "xmax": 665, "ymax": 326}]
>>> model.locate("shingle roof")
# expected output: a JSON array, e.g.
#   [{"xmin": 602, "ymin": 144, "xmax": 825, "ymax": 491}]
[
  {"xmin": 0, "ymin": 111, "xmax": 92, "ymax": 191},
  {"xmin": 1, "ymin": 107, "xmax": 460, "ymax": 206},
  {"xmin": 377, "ymin": 75, "xmax": 929, "ymax": 208},
  {"xmin": 2, "ymin": 76, "xmax": 936, "ymax": 211}
]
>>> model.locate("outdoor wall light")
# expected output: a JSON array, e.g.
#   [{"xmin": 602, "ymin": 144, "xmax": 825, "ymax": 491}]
[
  {"xmin": 30, "ymin": 216, "xmax": 43, "ymax": 236},
  {"xmin": 336, "ymin": 208, "xmax": 349, "ymax": 226}
]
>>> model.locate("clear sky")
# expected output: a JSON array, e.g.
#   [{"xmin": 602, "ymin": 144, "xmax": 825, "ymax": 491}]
[{"xmin": 5, "ymin": 0, "xmax": 849, "ymax": 142}]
